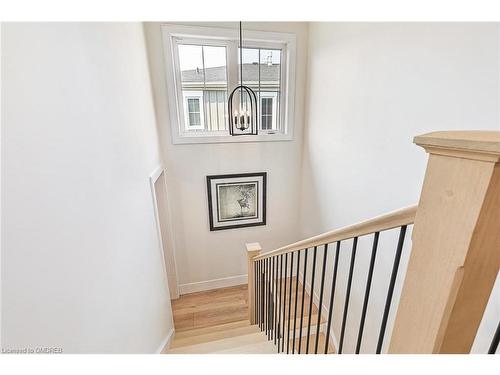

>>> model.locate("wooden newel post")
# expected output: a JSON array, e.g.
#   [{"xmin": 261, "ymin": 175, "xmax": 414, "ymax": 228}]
[
  {"xmin": 246, "ymin": 242, "xmax": 262, "ymax": 324},
  {"xmin": 390, "ymin": 131, "xmax": 500, "ymax": 353}
]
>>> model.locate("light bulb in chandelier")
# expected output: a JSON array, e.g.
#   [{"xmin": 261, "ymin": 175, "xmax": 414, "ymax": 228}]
[{"xmin": 233, "ymin": 109, "xmax": 251, "ymax": 130}]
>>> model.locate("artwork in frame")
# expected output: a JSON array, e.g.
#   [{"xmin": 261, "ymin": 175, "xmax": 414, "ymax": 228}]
[{"xmin": 206, "ymin": 172, "xmax": 267, "ymax": 231}]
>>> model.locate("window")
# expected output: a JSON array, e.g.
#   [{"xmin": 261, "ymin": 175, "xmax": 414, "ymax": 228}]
[
  {"xmin": 260, "ymin": 93, "xmax": 278, "ymax": 131},
  {"xmin": 183, "ymin": 91, "xmax": 204, "ymax": 129},
  {"xmin": 261, "ymin": 98, "xmax": 273, "ymax": 130},
  {"xmin": 162, "ymin": 24, "xmax": 296, "ymax": 144},
  {"xmin": 187, "ymin": 99, "xmax": 201, "ymax": 126}
]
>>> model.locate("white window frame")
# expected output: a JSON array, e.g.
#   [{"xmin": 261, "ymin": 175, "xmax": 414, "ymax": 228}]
[
  {"xmin": 161, "ymin": 24, "xmax": 296, "ymax": 144},
  {"xmin": 183, "ymin": 91, "xmax": 205, "ymax": 130}
]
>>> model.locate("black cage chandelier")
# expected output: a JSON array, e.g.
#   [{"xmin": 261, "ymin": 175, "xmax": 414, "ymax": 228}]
[{"xmin": 228, "ymin": 22, "xmax": 258, "ymax": 136}]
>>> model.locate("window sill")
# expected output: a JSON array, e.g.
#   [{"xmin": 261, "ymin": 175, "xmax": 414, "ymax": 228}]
[{"xmin": 171, "ymin": 132, "xmax": 293, "ymax": 145}]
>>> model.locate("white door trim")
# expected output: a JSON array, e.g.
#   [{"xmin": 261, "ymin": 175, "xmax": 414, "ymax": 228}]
[{"xmin": 150, "ymin": 166, "xmax": 180, "ymax": 299}]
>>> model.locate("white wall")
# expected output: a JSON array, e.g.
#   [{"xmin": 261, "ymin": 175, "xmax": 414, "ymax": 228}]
[
  {"xmin": 143, "ymin": 22, "xmax": 308, "ymax": 294},
  {"xmin": 1, "ymin": 23, "xmax": 173, "ymax": 353},
  {"xmin": 301, "ymin": 23, "xmax": 500, "ymax": 353}
]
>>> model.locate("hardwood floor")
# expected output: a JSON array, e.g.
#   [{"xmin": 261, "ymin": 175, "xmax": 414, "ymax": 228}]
[
  {"xmin": 168, "ymin": 281, "xmax": 334, "ymax": 354},
  {"xmin": 172, "ymin": 284, "xmax": 249, "ymax": 332}
]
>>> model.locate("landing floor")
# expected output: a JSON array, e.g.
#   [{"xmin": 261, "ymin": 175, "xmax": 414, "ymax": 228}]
[{"xmin": 172, "ymin": 284, "xmax": 248, "ymax": 332}]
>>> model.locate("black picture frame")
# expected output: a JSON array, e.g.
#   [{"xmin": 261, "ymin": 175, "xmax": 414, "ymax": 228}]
[{"xmin": 206, "ymin": 172, "xmax": 267, "ymax": 231}]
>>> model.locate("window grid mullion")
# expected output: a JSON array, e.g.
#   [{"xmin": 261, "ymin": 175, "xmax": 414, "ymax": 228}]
[{"xmin": 258, "ymin": 48, "xmax": 261, "ymax": 131}]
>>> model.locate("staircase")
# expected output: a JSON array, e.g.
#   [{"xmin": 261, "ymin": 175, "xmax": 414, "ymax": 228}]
[
  {"xmin": 167, "ymin": 278, "xmax": 335, "ymax": 354},
  {"xmin": 168, "ymin": 320, "xmax": 276, "ymax": 354},
  {"xmin": 169, "ymin": 131, "xmax": 500, "ymax": 354}
]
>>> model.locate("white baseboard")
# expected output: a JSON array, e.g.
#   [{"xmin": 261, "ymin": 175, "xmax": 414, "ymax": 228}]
[
  {"xmin": 179, "ymin": 274, "xmax": 248, "ymax": 295},
  {"xmin": 156, "ymin": 328, "xmax": 175, "ymax": 354}
]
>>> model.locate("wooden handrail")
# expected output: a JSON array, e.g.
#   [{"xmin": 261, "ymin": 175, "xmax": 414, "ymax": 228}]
[{"xmin": 253, "ymin": 205, "xmax": 417, "ymax": 261}]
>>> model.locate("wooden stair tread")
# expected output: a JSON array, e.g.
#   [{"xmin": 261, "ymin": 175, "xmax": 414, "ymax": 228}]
[
  {"xmin": 278, "ymin": 313, "xmax": 326, "ymax": 330},
  {"xmin": 255, "ymin": 314, "xmax": 326, "ymax": 342},
  {"xmin": 173, "ymin": 320, "xmax": 250, "ymax": 339},
  {"xmin": 212, "ymin": 340, "xmax": 278, "ymax": 354},
  {"xmin": 167, "ymin": 332, "xmax": 267, "ymax": 354},
  {"xmin": 172, "ymin": 285, "xmax": 247, "ymax": 308},
  {"xmin": 290, "ymin": 333, "xmax": 335, "ymax": 354},
  {"xmin": 171, "ymin": 324, "xmax": 260, "ymax": 348},
  {"xmin": 173, "ymin": 297, "xmax": 247, "ymax": 315},
  {"xmin": 266, "ymin": 302, "xmax": 319, "ymax": 319}
]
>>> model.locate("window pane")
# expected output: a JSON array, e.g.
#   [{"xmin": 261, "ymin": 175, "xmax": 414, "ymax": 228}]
[
  {"xmin": 260, "ymin": 49, "xmax": 280, "ymax": 131},
  {"xmin": 179, "ymin": 44, "xmax": 204, "ymax": 84},
  {"xmin": 202, "ymin": 46, "xmax": 228, "ymax": 131},
  {"xmin": 261, "ymin": 116, "xmax": 269, "ymax": 130},
  {"xmin": 261, "ymin": 97, "xmax": 272, "ymax": 130},
  {"xmin": 262, "ymin": 98, "xmax": 272, "ymax": 116},
  {"xmin": 260, "ymin": 49, "xmax": 281, "ymax": 85},
  {"xmin": 188, "ymin": 98, "xmax": 200, "ymax": 113},
  {"xmin": 238, "ymin": 48, "xmax": 281, "ymax": 131},
  {"xmin": 178, "ymin": 44, "xmax": 228, "ymax": 132},
  {"xmin": 203, "ymin": 46, "xmax": 227, "ymax": 83},
  {"xmin": 189, "ymin": 113, "xmax": 201, "ymax": 126},
  {"xmin": 239, "ymin": 48, "xmax": 259, "ymax": 89}
]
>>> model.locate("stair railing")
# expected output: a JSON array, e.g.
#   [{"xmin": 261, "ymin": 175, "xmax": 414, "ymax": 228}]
[{"xmin": 247, "ymin": 131, "xmax": 500, "ymax": 354}]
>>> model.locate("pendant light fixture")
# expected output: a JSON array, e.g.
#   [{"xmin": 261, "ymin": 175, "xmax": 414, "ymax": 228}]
[{"xmin": 228, "ymin": 21, "xmax": 258, "ymax": 136}]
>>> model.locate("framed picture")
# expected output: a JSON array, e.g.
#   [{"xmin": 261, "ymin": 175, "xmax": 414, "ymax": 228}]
[{"xmin": 206, "ymin": 172, "xmax": 267, "ymax": 231}]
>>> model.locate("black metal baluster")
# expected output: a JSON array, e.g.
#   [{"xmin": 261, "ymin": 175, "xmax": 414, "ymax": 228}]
[
  {"xmin": 270, "ymin": 257, "xmax": 274, "ymax": 340},
  {"xmin": 376, "ymin": 225, "xmax": 407, "ymax": 354},
  {"xmin": 286, "ymin": 252, "xmax": 294, "ymax": 354},
  {"xmin": 256, "ymin": 260, "xmax": 260, "ymax": 328},
  {"xmin": 271, "ymin": 257, "xmax": 276, "ymax": 344},
  {"xmin": 272, "ymin": 257, "xmax": 276, "ymax": 342},
  {"xmin": 260, "ymin": 259, "xmax": 264, "ymax": 329},
  {"xmin": 314, "ymin": 244, "xmax": 329, "ymax": 354},
  {"xmin": 305, "ymin": 246, "xmax": 318, "ymax": 354},
  {"xmin": 261, "ymin": 260, "xmax": 265, "ymax": 331},
  {"xmin": 270, "ymin": 257, "xmax": 274, "ymax": 341},
  {"xmin": 281, "ymin": 253, "xmax": 288, "ymax": 352},
  {"xmin": 292, "ymin": 250, "xmax": 301, "ymax": 354},
  {"xmin": 277, "ymin": 254, "xmax": 283, "ymax": 352},
  {"xmin": 488, "ymin": 320, "xmax": 500, "ymax": 354},
  {"xmin": 267, "ymin": 257, "xmax": 272, "ymax": 340},
  {"xmin": 274, "ymin": 256, "xmax": 279, "ymax": 345},
  {"xmin": 268, "ymin": 257, "xmax": 272, "ymax": 339},
  {"xmin": 254, "ymin": 259, "xmax": 258, "ymax": 327},
  {"xmin": 324, "ymin": 241, "xmax": 341, "ymax": 354},
  {"xmin": 338, "ymin": 237, "xmax": 358, "ymax": 354},
  {"xmin": 355, "ymin": 232, "xmax": 379, "ymax": 354},
  {"xmin": 257, "ymin": 260, "xmax": 261, "ymax": 329},
  {"xmin": 260, "ymin": 259, "xmax": 266, "ymax": 332},
  {"xmin": 260, "ymin": 260, "xmax": 266, "ymax": 331},
  {"xmin": 262, "ymin": 259, "xmax": 265, "ymax": 332},
  {"xmin": 298, "ymin": 248, "xmax": 309, "ymax": 354},
  {"xmin": 265, "ymin": 258, "xmax": 268, "ymax": 335}
]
